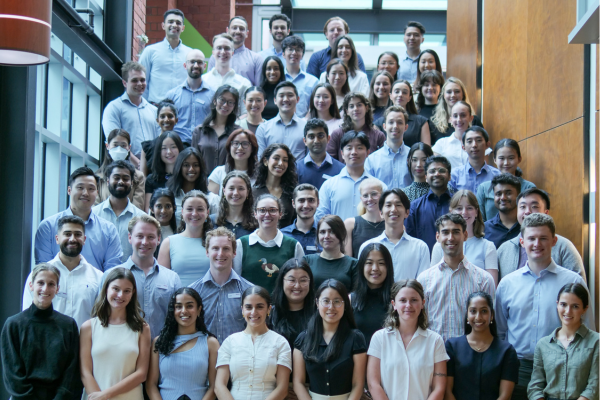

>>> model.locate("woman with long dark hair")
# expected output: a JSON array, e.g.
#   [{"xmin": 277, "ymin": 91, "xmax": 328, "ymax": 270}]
[
  {"xmin": 367, "ymin": 280, "xmax": 448, "ymax": 400},
  {"xmin": 307, "ymin": 83, "xmax": 342, "ymax": 133},
  {"xmin": 215, "ymin": 286, "xmax": 292, "ymax": 400},
  {"xmin": 445, "ymin": 291, "xmax": 519, "ymax": 400},
  {"xmin": 368, "ymin": 70, "xmax": 394, "ymax": 121},
  {"xmin": 293, "ymin": 279, "xmax": 367, "ymax": 400},
  {"xmin": 412, "ymin": 50, "xmax": 443, "ymax": 95},
  {"xmin": 80, "ymin": 267, "xmax": 151, "ymax": 399},
  {"xmin": 253, "ymin": 143, "xmax": 298, "ymax": 229},
  {"xmin": 238, "ymin": 86, "xmax": 267, "ymax": 134},
  {"xmin": 144, "ymin": 131, "xmax": 185, "ymax": 211},
  {"xmin": 149, "ymin": 188, "xmax": 177, "ymax": 255},
  {"xmin": 211, "ymin": 171, "xmax": 257, "ymax": 238},
  {"xmin": 400, "ymin": 142, "xmax": 435, "ymax": 201},
  {"xmin": 318, "ymin": 36, "xmax": 369, "ymax": 96},
  {"xmin": 351, "ymin": 243, "xmax": 394, "ymax": 345},
  {"xmin": 325, "ymin": 59, "xmax": 351, "ymax": 108},
  {"xmin": 191, "ymin": 85, "xmax": 241, "ymax": 176},
  {"xmin": 141, "ymin": 99, "xmax": 179, "ymax": 177},
  {"xmin": 146, "ymin": 287, "xmax": 220, "ymax": 400},
  {"xmin": 416, "ymin": 70, "xmax": 445, "ymax": 120},
  {"xmin": 208, "ymin": 128, "xmax": 258, "ymax": 195},
  {"xmin": 260, "ymin": 56, "xmax": 286, "ymax": 120},
  {"xmin": 376, "ymin": 52, "xmax": 400, "ymax": 81}
]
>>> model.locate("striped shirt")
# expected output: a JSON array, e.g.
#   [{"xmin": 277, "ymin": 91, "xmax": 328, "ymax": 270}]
[{"xmin": 417, "ymin": 258, "xmax": 496, "ymax": 341}]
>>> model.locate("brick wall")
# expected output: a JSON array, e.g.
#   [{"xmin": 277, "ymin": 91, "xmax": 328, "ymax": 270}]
[{"xmin": 132, "ymin": 0, "xmax": 147, "ymax": 61}]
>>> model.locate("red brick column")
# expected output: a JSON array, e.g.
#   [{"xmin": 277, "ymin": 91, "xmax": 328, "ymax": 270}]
[{"xmin": 132, "ymin": 0, "xmax": 147, "ymax": 61}]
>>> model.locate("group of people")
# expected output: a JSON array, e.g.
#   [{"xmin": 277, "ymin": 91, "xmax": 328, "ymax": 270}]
[{"xmin": 1, "ymin": 7, "xmax": 597, "ymax": 400}]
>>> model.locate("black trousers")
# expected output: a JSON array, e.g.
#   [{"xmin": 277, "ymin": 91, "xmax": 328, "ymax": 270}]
[{"xmin": 511, "ymin": 358, "xmax": 533, "ymax": 400}]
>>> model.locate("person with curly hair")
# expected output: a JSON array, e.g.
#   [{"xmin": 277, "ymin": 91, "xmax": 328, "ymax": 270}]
[
  {"xmin": 146, "ymin": 287, "xmax": 220, "ymax": 400},
  {"xmin": 211, "ymin": 171, "xmax": 258, "ymax": 239},
  {"xmin": 253, "ymin": 143, "xmax": 298, "ymax": 228}
]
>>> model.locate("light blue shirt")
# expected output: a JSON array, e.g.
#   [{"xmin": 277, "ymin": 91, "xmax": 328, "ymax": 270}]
[
  {"xmin": 112, "ymin": 257, "xmax": 181, "ymax": 339},
  {"xmin": 495, "ymin": 260, "xmax": 594, "ymax": 360},
  {"xmin": 138, "ymin": 37, "xmax": 192, "ymax": 103},
  {"xmin": 364, "ymin": 142, "xmax": 413, "ymax": 189},
  {"xmin": 450, "ymin": 162, "xmax": 501, "ymax": 194},
  {"xmin": 92, "ymin": 198, "xmax": 147, "ymax": 262},
  {"xmin": 165, "ymin": 79, "xmax": 215, "ymax": 143},
  {"xmin": 255, "ymin": 113, "xmax": 307, "ymax": 160},
  {"xmin": 398, "ymin": 51, "xmax": 419, "ymax": 82},
  {"xmin": 207, "ymin": 44, "xmax": 263, "ymax": 86},
  {"xmin": 258, "ymin": 45, "xmax": 307, "ymax": 71},
  {"xmin": 284, "ymin": 68, "xmax": 319, "ymax": 118},
  {"xmin": 34, "ymin": 208, "xmax": 123, "ymax": 272},
  {"xmin": 358, "ymin": 231, "xmax": 430, "ymax": 281},
  {"xmin": 101, "ymin": 92, "xmax": 161, "ymax": 157},
  {"xmin": 188, "ymin": 268, "xmax": 254, "ymax": 344},
  {"xmin": 316, "ymin": 167, "xmax": 386, "ymax": 222}
]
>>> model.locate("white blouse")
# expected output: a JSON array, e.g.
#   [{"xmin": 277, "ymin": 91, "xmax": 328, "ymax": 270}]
[
  {"xmin": 319, "ymin": 70, "xmax": 370, "ymax": 97},
  {"xmin": 216, "ymin": 330, "xmax": 292, "ymax": 400},
  {"xmin": 368, "ymin": 327, "xmax": 449, "ymax": 400}
]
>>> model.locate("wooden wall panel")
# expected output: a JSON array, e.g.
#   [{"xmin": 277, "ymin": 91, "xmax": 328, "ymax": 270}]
[
  {"xmin": 526, "ymin": 0, "xmax": 584, "ymax": 137},
  {"xmin": 481, "ymin": 0, "xmax": 528, "ymax": 145},
  {"xmin": 446, "ymin": 0, "xmax": 480, "ymax": 115},
  {"xmin": 524, "ymin": 119, "xmax": 585, "ymax": 254}
]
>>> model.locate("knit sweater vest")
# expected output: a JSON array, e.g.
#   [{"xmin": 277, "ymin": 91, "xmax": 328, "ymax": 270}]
[{"xmin": 240, "ymin": 235, "xmax": 297, "ymax": 293}]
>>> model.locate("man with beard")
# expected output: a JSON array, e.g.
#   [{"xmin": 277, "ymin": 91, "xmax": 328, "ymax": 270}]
[
  {"xmin": 24, "ymin": 215, "xmax": 102, "ymax": 328},
  {"xmin": 405, "ymin": 155, "xmax": 453, "ymax": 252},
  {"xmin": 296, "ymin": 118, "xmax": 344, "ymax": 189},
  {"xmin": 258, "ymin": 14, "xmax": 307, "ymax": 70},
  {"xmin": 206, "ymin": 16, "xmax": 263, "ymax": 85},
  {"xmin": 484, "ymin": 173, "xmax": 521, "ymax": 248},
  {"xmin": 164, "ymin": 49, "xmax": 215, "ymax": 145},
  {"xmin": 93, "ymin": 161, "xmax": 146, "ymax": 262},
  {"xmin": 417, "ymin": 213, "xmax": 495, "ymax": 341},
  {"xmin": 281, "ymin": 183, "xmax": 321, "ymax": 255}
]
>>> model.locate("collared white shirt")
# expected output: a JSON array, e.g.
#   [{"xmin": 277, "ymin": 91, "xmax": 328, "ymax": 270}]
[
  {"xmin": 431, "ymin": 134, "xmax": 468, "ymax": 170},
  {"xmin": 233, "ymin": 230, "xmax": 304, "ymax": 275},
  {"xmin": 318, "ymin": 69, "xmax": 370, "ymax": 96},
  {"xmin": 207, "ymin": 44, "xmax": 264, "ymax": 86},
  {"xmin": 22, "ymin": 254, "xmax": 102, "ymax": 328},
  {"xmin": 92, "ymin": 198, "xmax": 147, "ymax": 262},
  {"xmin": 358, "ymin": 230, "xmax": 430, "ymax": 281},
  {"xmin": 368, "ymin": 327, "xmax": 449, "ymax": 400}
]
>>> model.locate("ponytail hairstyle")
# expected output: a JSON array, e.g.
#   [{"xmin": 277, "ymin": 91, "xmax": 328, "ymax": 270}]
[{"xmin": 493, "ymin": 138, "xmax": 523, "ymax": 177}]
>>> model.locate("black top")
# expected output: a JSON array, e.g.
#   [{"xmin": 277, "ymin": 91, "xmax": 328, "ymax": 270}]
[
  {"xmin": 271, "ymin": 308, "xmax": 312, "ymax": 352},
  {"xmin": 1, "ymin": 304, "xmax": 82, "ymax": 399},
  {"xmin": 262, "ymin": 83, "xmax": 279, "ymax": 120},
  {"xmin": 295, "ymin": 329, "xmax": 367, "ymax": 396},
  {"xmin": 145, "ymin": 173, "xmax": 169, "ymax": 194},
  {"xmin": 351, "ymin": 217, "xmax": 385, "ymax": 258},
  {"xmin": 252, "ymin": 186, "xmax": 296, "ymax": 229},
  {"xmin": 141, "ymin": 136, "xmax": 190, "ymax": 176},
  {"xmin": 210, "ymin": 214, "xmax": 254, "ymax": 239},
  {"xmin": 374, "ymin": 113, "xmax": 428, "ymax": 148},
  {"xmin": 303, "ymin": 254, "xmax": 358, "ymax": 292},
  {"xmin": 445, "ymin": 335, "xmax": 520, "ymax": 400},
  {"xmin": 352, "ymin": 287, "xmax": 388, "ymax": 345},
  {"xmin": 418, "ymin": 103, "xmax": 437, "ymax": 120}
]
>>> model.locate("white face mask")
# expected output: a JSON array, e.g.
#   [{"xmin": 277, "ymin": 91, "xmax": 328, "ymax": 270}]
[{"xmin": 109, "ymin": 146, "xmax": 129, "ymax": 161}]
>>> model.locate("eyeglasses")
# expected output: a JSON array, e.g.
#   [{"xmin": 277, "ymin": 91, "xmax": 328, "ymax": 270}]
[
  {"xmin": 361, "ymin": 192, "xmax": 380, "ymax": 200},
  {"xmin": 285, "ymin": 47, "xmax": 302, "ymax": 54},
  {"xmin": 256, "ymin": 207, "xmax": 280, "ymax": 215},
  {"xmin": 306, "ymin": 133, "xmax": 327, "ymax": 140},
  {"xmin": 217, "ymin": 97, "xmax": 236, "ymax": 107},
  {"xmin": 231, "ymin": 141, "xmax": 251, "ymax": 149},
  {"xmin": 427, "ymin": 167, "xmax": 448, "ymax": 174},
  {"xmin": 284, "ymin": 278, "xmax": 310, "ymax": 287},
  {"xmin": 378, "ymin": 61, "xmax": 397, "ymax": 67},
  {"xmin": 319, "ymin": 298, "xmax": 344, "ymax": 308}
]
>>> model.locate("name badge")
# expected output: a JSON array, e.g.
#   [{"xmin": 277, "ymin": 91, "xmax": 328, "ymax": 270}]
[
  {"xmin": 322, "ymin": 174, "xmax": 332, "ymax": 180},
  {"xmin": 56, "ymin": 292, "xmax": 67, "ymax": 298},
  {"xmin": 228, "ymin": 293, "xmax": 241, "ymax": 299},
  {"xmin": 307, "ymin": 246, "xmax": 317, "ymax": 251},
  {"xmin": 195, "ymin": 99, "xmax": 205, "ymax": 104}
]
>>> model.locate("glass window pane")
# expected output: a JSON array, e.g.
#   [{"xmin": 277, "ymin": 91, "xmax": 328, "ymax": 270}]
[
  {"xmin": 89, "ymin": 67, "xmax": 102, "ymax": 90},
  {"xmin": 73, "ymin": 53, "xmax": 87, "ymax": 76},
  {"xmin": 62, "ymin": 78, "xmax": 72, "ymax": 142},
  {"xmin": 292, "ymin": 0, "xmax": 372, "ymax": 8},
  {"xmin": 63, "ymin": 44, "xmax": 73, "ymax": 64},
  {"xmin": 50, "ymin": 34, "xmax": 63, "ymax": 56},
  {"xmin": 36, "ymin": 65, "xmax": 47, "ymax": 127},
  {"xmin": 382, "ymin": 0, "xmax": 447, "ymax": 9}
]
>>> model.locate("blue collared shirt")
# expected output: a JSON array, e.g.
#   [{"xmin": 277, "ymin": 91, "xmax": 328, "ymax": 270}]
[
  {"xmin": 34, "ymin": 208, "xmax": 123, "ymax": 271},
  {"xmin": 114, "ymin": 257, "xmax": 181, "ymax": 339},
  {"xmin": 285, "ymin": 68, "xmax": 319, "ymax": 118},
  {"xmin": 296, "ymin": 153, "xmax": 345, "ymax": 189},
  {"xmin": 207, "ymin": 44, "xmax": 263, "ymax": 85},
  {"xmin": 256, "ymin": 113, "xmax": 307, "ymax": 160},
  {"xmin": 405, "ymin": 189, "xmax": 452, "ymax": 252},
  {"xmin": 188, "ymin": 268, "xmax": 254, "ymax": 344},
  {"xmin": 307, "ymin": 46, "xmax": 366, "ymax": 77},
  {"xmin": 398, "ymin": 51, "xmax": 419, "ymax": 82},
  {"xmin": 450, "ymin": 162, "xmax": 500, "ymax": 194},
  {"xmin": 101, "ymin": 92, "xmax": 161, "ymax": 157},
  {"xmin": 484, "ymin": 213, "xmax": 521, "ymax": 249},
  {"xmin": 281, "ymin": 219, "xmax": 321, "ymax": 255},
  {"xmin": 138, "ymin": 37, "xmax": 192, "ymax": 103},
  {"xmin": 495, "ymin": 260, "xmax": 594, "ymax": 360},
  {"xmin": 258, "ymin": 45, "xmax": 307, "ymax": 70},
  {"xmin": 358, "ymin": 230, "xmax": 430, "ymax": 281},
  {"xmin": 164, "ymin": 80, "xmax": 215, "ymax": 143},
  {"xmin": 316, "ymin": 167, "xmax": 386, "ymax": 222},
  {"xmin": 92, "ymin": 198, "xmax": 147, "ymax": 262},
  {"xmin": 364, "ymin": 142, "xmax": 413, "ymax": 189}
]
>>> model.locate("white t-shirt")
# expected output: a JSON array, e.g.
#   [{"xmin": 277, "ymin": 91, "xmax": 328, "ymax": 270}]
[
  {"xmin": 319, "ymin": 70, "xmax": 370, "ymax": 96},
  {"xmin": 207, "ymin": 166, "xmax": 256, "ymax": 195},
  {"xmin": 368, "ymin": 327, "xmax": 449, "ymax": 400}
]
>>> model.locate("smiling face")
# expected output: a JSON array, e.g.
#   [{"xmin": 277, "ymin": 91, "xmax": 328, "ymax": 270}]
[
  {"xmin": 421, "ymin": 80, "xmax": 441, "ymax": 104},
  {"xmin": 213, "ymin": 37, "xmax": 234, "ymax": 65},
  {"xmin": 557, "ymin": 292, "xmax": 587, "ymax": 329},
  {"xmin": 284, "ymin": 45, "xmax": 303, "ymax": 68},
  {"xmin": 270, "ymin": 18, "xmax": 290, "ymax": 42},
  {"xmin": 327, "ymin": 64, "xmax": 347, "ymax": 90},
  {"xmin": 152, "ymin": 196, "xmax": 174, "ymax": 226},
  {"xmin": 419, "ymin": 52, "xmax": 437, "ymax": 73},
  {"xmin": 318, "ymin": 221, "xmax": 341, "ymax": 251},
  {"xmin": 265, "ymin": 59, "xmax": 282, "ymax": 84},
  {"xmin": 443, "ymin": 82, "xmax": 463, "ymax": 109},
  {"xmin": 181, "ymin": 197, "xmax": 208, "ymax": 229},
  {"xmin": 360, "ymin": 183, "xmax": 382, "ymax": 214},
  {"xmin": 493, "ymin": 184, "xmax": 518, "ymax": 213},
  {"xmin": 244, "ymin": 90, "xmax": 266, "ymax": 116},
  {"xmin": 283, "ymin": 269, "xmax": 311, "ymax": 306},
  {"xmin": 264, "ymin": 148, "xmax": 288, "ymax": 178},
  {"xmin": 254, "ymin": 198, "xmax": 282, "ymax": 229},
  {"xmin": 336, "ymin": 38, "xmax": 352, "ymax": 63},
  {"xmin": 123, "ymin": 69, "xmax": 147, "ymax": 98},
  {"xmin": 313, "ymin": 87, "xmax": 332, "ymax": 112},
  {"xmin": 174, "ymin": 293, "xmax": 201, "ymax": 329},
  {"xmin": 293, "ymin": 189, "xmax": 318, "ymax": 221},
  {"xmin": 185, "ymin": 50, "xmax": 205, "ymax": 80},
  {"xmin": 451, "ymin": 196, "xmax": 478, "ymax": 230},
  {"xmin": 519, "ymin": 225, "xmax": 557, "ymax": 264},
  {"xmin": 224, "ymin": 177, "xmax": 248, "ymax": 208},
  {"xmin": 180, "ymin": 155, "xmax": 201, "ymax": 183},
  {"xmin": 392, "ymin": 287, "xmax": 424, "ymax": 324},
  {"xmin": 229, "ymin": 133, "xmax": 252, "ymax": 162},
  {"xmin": 377, "ymin": 54, "xmax": 399, "ymax": 77},
  {"xmin": 517, "ymin": 194, "xmax": 549, "ymax": 224},
  {"xmin": 68, "ymin": 175, "xmax": 98, "ymax": 211},
  {"xmin": 162, "ymin": 13, "xmax": 184, "ymax": 40},
  {"xmin": 436, "ymin": 220, "xmax": 468, "ymax": 257},
  {"xmin": 494, "ymin": 146, "xmax": 521, "ymax": 175},
  {"xmin": 207, "ymin": 235, "xmax": 236, "ymax": 272},
  {"xmin": 29, "ymin": 271, "xmax": 59, "ymax": 309},
  {"xmin": 451, "ymin": 103, "xmax": 474, "ymax": 134},
  {"xmin": 467, "ymin": 296, "xmax": 492, "ymax": 333},
  {"xmin": 347, "ymin": 97, "xmax": 367, "ymax": 124},
  {"xmin": 318, "ymin": 287, "xmax": 345, "ymax": 324},
  {"xmin": 227, "ymin": 18, "xmax": 248, "ymax": 46},
  {"xmin": 325, "ymin": 20, "xmax": 346, "ymax": 47},
  {"xmin": 160, "ymin": 137, "xmax": 180, "ymax": 166},
  {"xmin": 426, "ymin": 161, "xmax": 450, "ymax": 190},
  {"xmin": 391, "ymin": 82, "xmax": 412, "ymax": 108},
  {"xmin": 129, "ymin": 221, "xmax": 160, "ymax": 261},
  {"xmin": 373, "ymin": 75, "xmax": 392, "ymax": 100},
  {"xmin": 383, "ymin": 111, "xmax": 407, "ymax": 143},
  {"xmin": 108, "ymin": 167, "xmax": 132, "ymax": 199},
  {"xmin": 409, "ymin": 150, "xmax": 429, "ymax": 180},
  {"xmin": 215, "ymin": 91, "xmax": 236, "ymax": 117},
  {"xmin": 275, "ymin": 87, "xmax": 298, "ymax": 114},
  {"xmin": 57, "ymin": 222, "xmax": 85, "ymax": 257},
  {"xmin": 363, "ymin": 250, "xmax": 387, "ymax": 289},
  {"xmin": 342, "ymin": 138, "xmax": 368, "ymax": 168},
  {"xmin": 107, "ymin": 278, "xmax": 134, "ymax": 311},
  {"xmin": 404, "ymin": 27, "xmax": 424, "ymax": 51},
  {"xmin": 157, "ymin": 106, "xmax": 178, "ymax": 132},
  {"xmin": 242, "ymin": 293, "xmax": 270, "ymax": 327},
  {"xmin": 381, "ymin": 192, "xmax": 408, "ymax": 227}
]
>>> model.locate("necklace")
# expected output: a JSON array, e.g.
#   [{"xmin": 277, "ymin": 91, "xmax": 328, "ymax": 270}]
[{"xmin": 363, "ymin": 217, "xmax": 383, "ymax": 227}]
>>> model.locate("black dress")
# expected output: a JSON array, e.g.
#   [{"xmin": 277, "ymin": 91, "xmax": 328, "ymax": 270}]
[
  {"xmin": 352, "ymin": 287, "xmax": 388, "ymax": 345},
  {"xmin": 351, "ymin": 216, "xmax": 385, "ymax": 258},
  {"xmin": 445, "ymin": 335, "xmax": 520, "ymax": 400},
  {"xmin": 262, "ymin": 83, "xmax": 279, "ymax": 120}
]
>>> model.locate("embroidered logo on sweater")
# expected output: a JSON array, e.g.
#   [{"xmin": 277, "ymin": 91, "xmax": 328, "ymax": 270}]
[{"xmin": 258, "ymin": 258, "xmax": 279, "ymax": 277}]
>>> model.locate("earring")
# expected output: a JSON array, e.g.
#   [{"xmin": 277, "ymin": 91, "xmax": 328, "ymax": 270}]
[
  {"xmin": 490, "ymin": 320, "xmax": 493, "ymax": 324},
  {"xmin": 466, "ymin": 321, "xmax": 470, "ymax": 325}
]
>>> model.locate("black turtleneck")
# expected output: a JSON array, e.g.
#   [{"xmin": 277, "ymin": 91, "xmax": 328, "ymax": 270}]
[
  {"xmin": 262, "ymin": 83, "xmax": 280, "ymax": 120},
  {"xmin": 353, "ymin": 287, "xmax": 388, "ymax": 345},
  {"xmin": 1, "ymin": 303, "xmax": 82, "ymax": 399}
]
